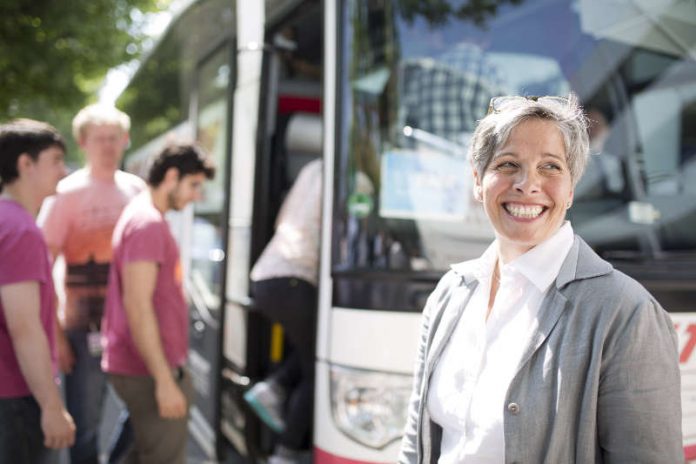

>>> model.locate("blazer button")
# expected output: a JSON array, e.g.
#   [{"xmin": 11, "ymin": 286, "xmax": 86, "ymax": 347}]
[{"xmin": 507, "ymin": 402, "xmax": 520, "ymax": 415}]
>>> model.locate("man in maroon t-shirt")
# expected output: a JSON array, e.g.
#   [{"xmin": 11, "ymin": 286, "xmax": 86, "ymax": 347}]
[
  {"xmin": 102, "ymin": 142, "xmax": 214, "ymax": 463},
  {"xmin": 0, "ymin": 119, "xmax": 75, "ymax": 462}
]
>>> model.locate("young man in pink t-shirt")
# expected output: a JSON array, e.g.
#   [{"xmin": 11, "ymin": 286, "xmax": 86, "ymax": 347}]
[
  {"xmin": 38, "ymin": 104, "xmax": 145, "ymax": 463},
  {"xmin": 0, "ymin": 119, "xmax": 75, "ymax": 462},
  {"xmin": 102, "ymin": 142, "xmax": 214, "ymax": 463}
]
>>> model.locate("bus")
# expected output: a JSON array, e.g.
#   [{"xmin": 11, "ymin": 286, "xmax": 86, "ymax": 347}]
[{"xmin": 118, "ymin": 0, "xmax": 696, "ymax": 462}]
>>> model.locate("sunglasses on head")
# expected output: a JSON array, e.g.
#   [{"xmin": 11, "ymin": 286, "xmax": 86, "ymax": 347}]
[{"xmin": 487, "ymin": 95, "xmax": 569, "ymax": 115}]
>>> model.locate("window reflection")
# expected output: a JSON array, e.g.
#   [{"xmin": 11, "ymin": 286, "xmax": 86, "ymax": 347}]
[
  {"xmin": 191, "ymin": 46, "xmax": 230, "ymax": 306},
  {"xmin": 337, "ymin": 0, "xmax": 696, "ymax": 274}
]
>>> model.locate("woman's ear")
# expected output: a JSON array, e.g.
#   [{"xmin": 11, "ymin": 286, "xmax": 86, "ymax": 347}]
[
  {"xmin": 566, "ymin": 189, "xmax": 574, "ymax": 210},
  {"xmin": 472, "ymin": 165, "xmax": 483, "ymax": 202}
]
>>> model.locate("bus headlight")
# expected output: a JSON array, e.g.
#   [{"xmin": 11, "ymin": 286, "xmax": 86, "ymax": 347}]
[{"xmin": 329, "ymin": 364, "xmax": 413, "ymax": 449}]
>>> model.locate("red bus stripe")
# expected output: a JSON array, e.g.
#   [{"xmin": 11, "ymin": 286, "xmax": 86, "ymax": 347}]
[
  {"xmin": 314, "ymin": 447, "xmax": 390, "ymax": 464},
  {"xmin": 315, "ymin": 446, "xmax": 696, "ymax": 463},
  {"xmin": 684, "ymin": 444, "xmax": 696, "ymax": 460}
]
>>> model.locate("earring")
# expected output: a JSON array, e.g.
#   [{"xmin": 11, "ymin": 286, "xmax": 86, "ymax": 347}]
[{"xmin": 566, "ymin": 201, "xmax": 572, "ymax": 209}]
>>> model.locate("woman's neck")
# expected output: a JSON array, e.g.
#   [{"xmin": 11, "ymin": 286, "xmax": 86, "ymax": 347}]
[{"xmin": 496, "ymin": 240, "xmax": 533, "ymax": 265}]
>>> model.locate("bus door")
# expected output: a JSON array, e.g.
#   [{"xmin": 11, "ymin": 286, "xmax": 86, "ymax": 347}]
[
  {"xmin": 220, "ymin": 0, "xmax": 323, "ymax": 460},
  {"xmin": 247, "ymin": 3, "xmax": 324, "ymax": 457},
  {"xmin": 187, "ymin": 41, "xmax": 235, "ymax": 460},
  {"xmin": 218, "ymin": 0, "xmax": 264, "ymax": 458}
]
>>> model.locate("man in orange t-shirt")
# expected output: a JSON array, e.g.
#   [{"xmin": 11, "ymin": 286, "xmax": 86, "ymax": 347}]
[{"xmin": 39, "ymin": 104, "xmax": 145, "ymax": 464}]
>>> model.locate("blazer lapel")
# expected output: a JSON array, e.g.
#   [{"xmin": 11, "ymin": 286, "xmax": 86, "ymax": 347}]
[
  {"xmin": 516, "ymin": 288, "xmax": 569, "ymax": 371},
  {"xmin": 514, "ymin": 236, "xmax": 613, "ymax": 375},
  {"xmin": 426, "ymin": 280, "xmax": 477, "ymax": 373}
]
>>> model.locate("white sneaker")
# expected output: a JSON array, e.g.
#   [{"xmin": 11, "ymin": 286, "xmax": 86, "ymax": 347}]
[
  {"xmin": 267, "ymin": 454, "xmax": 299, "ymax": 464},
  {"xmin": 243, "ymin": 380, "xmax": 286, "ymax": 433},
  {"xmin": 267, "ymin": 445, "xmax": 303, "ymax": 464}
]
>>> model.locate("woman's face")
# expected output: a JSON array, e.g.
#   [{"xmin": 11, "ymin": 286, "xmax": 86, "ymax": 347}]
[{"xmin": 474, "ymin": 118, "xmax": 574, "ymax": 262}]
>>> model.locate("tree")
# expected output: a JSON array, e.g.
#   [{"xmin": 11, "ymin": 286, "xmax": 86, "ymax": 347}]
[{"xmin": 0, "ymin": 0, "xmax": 169, "ymax": 163}]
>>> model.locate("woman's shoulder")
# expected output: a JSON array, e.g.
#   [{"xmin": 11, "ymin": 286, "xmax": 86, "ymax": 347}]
[
  {"xmin": 560, "ymin": 270, "xmax": 676, "ymax": 361},
  {"xmin": 567, "ymin": 240, "xmax": 652, "ymax": 303},
  {"xmin": 559, "ymin": 237, "xmax": 668, "ymax": 321},
  {"xmin": 564, "ymin": 257, "xmax": 664, "ymax": 325}
]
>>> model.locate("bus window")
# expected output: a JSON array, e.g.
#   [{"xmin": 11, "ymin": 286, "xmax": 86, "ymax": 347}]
[
  {"xmin": 191, "ymin": 44, "xmax": 232, "ymax": 305},
  {"xmin": 334, "ymin": 0, "xmax": 696, "ymax": 311},
  {"xmin": 632, "ymin": 65, "xmax": 696, "ymax": 251},
  {"xmin": 120, "ymin": 0, "xmax": 235, "ymax": 152}
]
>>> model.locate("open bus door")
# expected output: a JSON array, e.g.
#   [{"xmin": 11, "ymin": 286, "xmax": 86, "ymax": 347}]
[{"xmin": 220, "ymin": 1, "xmax": 323, "ymax": 461}]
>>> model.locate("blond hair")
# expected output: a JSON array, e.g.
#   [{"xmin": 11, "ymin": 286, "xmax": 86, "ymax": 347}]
[{"xmin": 72, "ymin": 104, "xmax": 130, "ymax": 142}]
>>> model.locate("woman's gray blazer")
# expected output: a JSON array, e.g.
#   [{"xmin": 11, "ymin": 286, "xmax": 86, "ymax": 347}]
[{"xmin": 398, "ymin": 236, "xmax": 682, "ymax": 464}]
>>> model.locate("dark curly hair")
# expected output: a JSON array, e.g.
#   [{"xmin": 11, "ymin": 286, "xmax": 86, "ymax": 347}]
[{"xmin": 147, "ymin": 142, "xmax": 215, "ymax": 187}]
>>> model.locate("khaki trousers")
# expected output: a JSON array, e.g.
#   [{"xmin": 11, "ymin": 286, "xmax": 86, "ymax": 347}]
[{"xmin": 109, "ymin": 367, "xmax": 193, "ymax": 464}]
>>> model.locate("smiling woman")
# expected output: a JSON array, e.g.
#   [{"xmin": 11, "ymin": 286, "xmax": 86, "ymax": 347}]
[{"xmin": 398, "ymin": 95, "xmax": 683, "ymax": 464}]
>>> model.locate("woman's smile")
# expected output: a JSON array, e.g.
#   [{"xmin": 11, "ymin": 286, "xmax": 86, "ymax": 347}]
[{"xmin": 502, "ymin": 202, "xmax": 545, "ymax": 219}]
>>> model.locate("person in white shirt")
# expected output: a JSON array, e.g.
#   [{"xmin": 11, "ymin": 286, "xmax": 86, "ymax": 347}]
[
  {"xmin": 243, "ymin": 159, "xmax": 322, "ymax": 464},
  {"xmin": 398, "ymin": 95, "xmax": 681, "ymax": 463}
]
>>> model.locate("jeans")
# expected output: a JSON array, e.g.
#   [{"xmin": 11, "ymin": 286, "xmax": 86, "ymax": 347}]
[
  {"xmin": 65, "ymin": 329, "xmax": 132, "ymax": 464},
  {"xmin": 0, "ymin": 395, "xmax": 52, "ymax": 463},
  {"xmin": 107, "ymin": 411, "xmax": 134, "ymax": 464}
]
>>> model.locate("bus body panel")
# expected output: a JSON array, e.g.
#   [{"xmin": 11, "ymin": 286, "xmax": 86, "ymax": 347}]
[
  {"xmin": 328, "ymin": 308, "xmax": 421, "ymax": 373},
  {"xmin": 317, "ymin": 0, "xmax": 338, "ymax": 365}
]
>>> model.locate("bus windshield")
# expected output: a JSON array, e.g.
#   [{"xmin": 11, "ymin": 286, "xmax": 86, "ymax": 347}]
[{"xmin": 334, "ymin": 0, "xmax": 696, "ymax": 282}]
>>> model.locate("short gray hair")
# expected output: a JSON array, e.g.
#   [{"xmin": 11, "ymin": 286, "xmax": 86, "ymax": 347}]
[{"xmin": 468, "ymin": 94, "xmax": 590, "ymax": 186}]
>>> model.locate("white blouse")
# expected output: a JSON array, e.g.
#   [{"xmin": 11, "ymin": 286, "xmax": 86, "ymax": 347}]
[{"xmin": 427, "ymin": 222, "xmax": 574, "ymax": 464}]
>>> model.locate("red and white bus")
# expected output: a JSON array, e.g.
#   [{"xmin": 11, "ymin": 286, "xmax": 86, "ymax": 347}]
[{"xmin": 120, "ymin": 0, "xmax": 696, "ymax": 461}]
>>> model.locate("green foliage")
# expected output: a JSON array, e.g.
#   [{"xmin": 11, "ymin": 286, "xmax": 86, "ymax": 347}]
[
  {"xmin": 0, "ymin": 0, "xmax": 169, "ymax": 163},
  {"xmin": 117, "ymin": 26, "xmax": 189, "ymax": 151}
]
